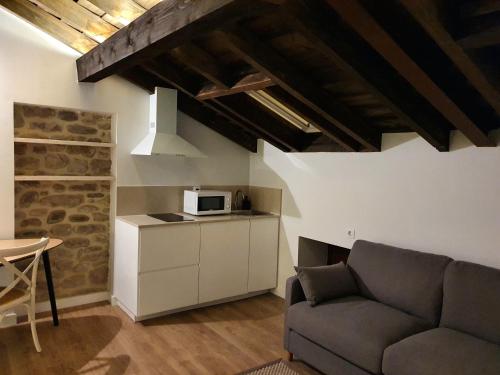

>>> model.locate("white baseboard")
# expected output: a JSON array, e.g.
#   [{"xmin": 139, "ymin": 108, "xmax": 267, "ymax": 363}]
[
  {"xmin": 35, "ymin": 291, "xmax": 110, "ymax": 314},
  {"xmin": 0, "ymin": 312, "xmax": 17, "ymax": 328},
  {"xmin": 7, "ymin": 291, "xmax": 110, "ymax": 321}
]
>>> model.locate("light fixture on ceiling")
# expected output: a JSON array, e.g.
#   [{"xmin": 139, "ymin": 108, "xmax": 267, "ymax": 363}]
[{"xmin": 247, "ymin": 90, "xmax": 319, "ymax": 133}]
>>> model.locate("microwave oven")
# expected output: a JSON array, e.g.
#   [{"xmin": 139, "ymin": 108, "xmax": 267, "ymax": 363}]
[{"xmin": 183, "ymin": 190, "xmax": 231, "ymax": 216}]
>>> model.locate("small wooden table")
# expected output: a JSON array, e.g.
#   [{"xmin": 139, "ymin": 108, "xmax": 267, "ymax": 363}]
[{"xmin": 0, "ymin": 238, "xmax": 62, "ymax": 326}]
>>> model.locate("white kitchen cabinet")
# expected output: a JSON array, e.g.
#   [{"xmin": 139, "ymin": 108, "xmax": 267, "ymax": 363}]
[
  {"xmin": 248, "ymin": 217, "xmax": 279, "ymax": 292},
  {"xmin": 138, "ymin": 265, "xmax": 198, "ymax": 316},
  {"xmin": 113, "ymin": 220, "xmax": 201, "ymax": 320},
  {"xmin": 139, "ymin": 225, "xmax": 200, "ymax": 272},
  {"xmin": 199, "ymin": 220, "xmax": 250, "ymax": 304},
  {"xmin": 113, "ymin": 215, "xmax": 279, "ymax": 321}
]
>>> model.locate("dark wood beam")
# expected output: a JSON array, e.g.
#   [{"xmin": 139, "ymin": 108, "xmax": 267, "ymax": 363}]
[
  {"xmin": 283, "ymin": 0, "xmax": 450, "ymax": 151},
  {"xmin": 216, "ymin": 30, "xmax": 380, "ymax": 151},
  {"xmin": 399, "ymin": 0, "xmax": 500, "ymax": 118},
  {"xmin": 458, "ymin": 24, "xmax": 500, "ymax": 49},
  {"xmin": 196, "ymin": 73, "xmax": 274, "ymax": 100},
  {"xmin": 327, "ymin": 0, "xmax": 495, "ymax": 147},
  {"xmin": 119, "ymin": 67, "xmax": 258, "ymax": 152},
  {"xmin": 170, "ymin": 43, "xmax": 234, "ymax": 88},
  {"xmin": 211, "ymin": 94, "xmax": 307, "ymax": 152},
  {"xmin": 141, "ymin": 59, "xmax": 293, "ymax": 151},
  {"xmin": 264, "ymin": 86, "xmax": 361, "ymax": 151},
  {"xmin": 177, "ymin": 93, "xmax": 258, "ymax": 152},
  {"xmin": 76, "ymin": 0, "xmax": 277, "ymax": 82},
  {"xmin": 460, "ymin": 0, "xmax": 500, "ymax": 18}
]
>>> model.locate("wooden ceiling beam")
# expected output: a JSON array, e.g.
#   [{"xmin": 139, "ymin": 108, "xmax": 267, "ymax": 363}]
[
  {"xmin": 0, "ymin": 0, "xmax": 98, "ymax": 53},
  {"xmin": 211, "ymin": 94, "xmax": 308, "ymax": 152},
  {"xmin": 177, "ymin": 93, "xmax": 258, "ymax": 153},
  {"xmin": 120, "ymin": 67, "xmax": 258, "ymax": 152},
  {"xmin": 196, "ymin": 73, "xmax": 274, "ymax": 100},
  {"xmin": 327, "ymin": 0, "xmax": 495, "ymax": 147},
  {"xmin": 206, "ymin": 100, "xmax": 293, "ymax": 151},
  {"xmin": 141, "ymin": 60, "xmax": 292, "ymax": 151},
  {"xmin": 457, "ymin": 24, "xmax": 500, "ymax": 49},
  {"xmin": 76, "ymin": 0, "xmax": 276, "ymax": 82},
  {"xmin": 398, "ymin": 0, "xmax": 500, "ymax": 125},
  {"xmin": 264, "ymin": 86, "xmax": 361, "ymax": 151},
  {"xmin": 217, "ymin": 29, "xmax": 380, "ymax": 151},
  {"xmin": 460, "ymin": 0, "xmax": 500, "ymax": 18},
  {"xmin": 170, "ymin": 44, "xmax": 234, "ymax": 89},
  {"xmin": 284, "ymin": 0, "xmax": 451, "ymax": 151},
  {"xmin": 29, "ymin": 0, "xmax": 118, "ymax": 42}
]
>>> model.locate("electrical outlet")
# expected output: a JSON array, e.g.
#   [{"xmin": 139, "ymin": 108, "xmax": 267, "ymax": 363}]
[{"xmin": 347, "ymin": 228, "xmax": 356, "ymax": 239}]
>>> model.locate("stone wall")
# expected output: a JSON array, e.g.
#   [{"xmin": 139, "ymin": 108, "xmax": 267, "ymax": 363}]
[
  {"xmin": 15, "ymin": 181, "xmax": 110, "ymax": 300},
  {"xmin": 14, "ymin": 103, "xmax": 112, "ymax": 301},
  {"xmin": 14, "ymin": 144, "xmax": 111, "ymax": 176},
  {"xmin": 14, "ymin": 103, "xmax": 111, "ymax": 142}
]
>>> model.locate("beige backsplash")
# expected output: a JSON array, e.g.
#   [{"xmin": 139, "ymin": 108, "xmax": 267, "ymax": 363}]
[{"xmin": 116, "ymin": 185, "xmax": 281, "ymax": 216}]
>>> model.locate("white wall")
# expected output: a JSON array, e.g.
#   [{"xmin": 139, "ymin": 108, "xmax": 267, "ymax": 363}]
[
  {"xmin": 250, "ymin": 132, "xmax": 500, "ymax": 297},
  {"xmin": 0, "ymin": 7, "xmax": 250, "ymax": 239}
]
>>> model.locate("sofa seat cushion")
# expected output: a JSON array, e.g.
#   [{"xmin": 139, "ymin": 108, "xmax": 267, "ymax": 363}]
[
  {"xmin": 383, "ymin": 328, "xmax": 500, "ymax": 375},
  {"xmin": 286, "ymin": 296, "xmax": 432, "ymax": 374}
]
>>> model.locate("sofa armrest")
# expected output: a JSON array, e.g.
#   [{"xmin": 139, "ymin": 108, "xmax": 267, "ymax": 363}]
[{"xmin": 285, "ymin": 275, "xmax": 305, "ymax": 307}]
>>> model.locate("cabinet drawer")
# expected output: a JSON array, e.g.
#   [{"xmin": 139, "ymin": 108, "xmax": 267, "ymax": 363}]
[
  {"xmin": 139, "ymin": 224, "xmax": 200, "ymax": 272},
  {"xmin": 138, "ymin": 265, "xmax": 198, "ymax": 316}
]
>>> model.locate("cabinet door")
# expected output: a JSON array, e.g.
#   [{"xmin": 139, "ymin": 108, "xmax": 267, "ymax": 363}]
[
  {"xmin": 199, "ymin": 221, "xmax": 250, "ymax": 303},
  {"xmin": 138, "ymin": 265, "xmax": 198, "ymax": 316},
  {"xmin": 248, "ymin": 218, "xmax": 279, "ymax": 292},
  {"xmin": 139, "ymin": 224, "xmax": 200, "ymax": 272}
]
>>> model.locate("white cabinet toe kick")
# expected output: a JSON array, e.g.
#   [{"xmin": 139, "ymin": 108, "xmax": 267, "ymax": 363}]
[{"xmin": 113, "ymin": 216, "xmax": 279, "ymax": 321}]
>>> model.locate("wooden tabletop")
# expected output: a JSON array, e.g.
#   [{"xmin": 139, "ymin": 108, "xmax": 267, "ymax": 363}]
[{"xmin": 0, "ymin": 238, "xmax": 63, "ymax": 262}]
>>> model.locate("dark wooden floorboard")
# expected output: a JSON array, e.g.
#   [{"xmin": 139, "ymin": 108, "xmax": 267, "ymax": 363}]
[{"xmin": 0, "ymin": 293, "xmax": 318, "ymax": 375}]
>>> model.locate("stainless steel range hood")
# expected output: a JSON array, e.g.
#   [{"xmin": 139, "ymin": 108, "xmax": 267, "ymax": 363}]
[{"xmin": 131, "ymin": 87, "xmax": 207, "ymax": 158}]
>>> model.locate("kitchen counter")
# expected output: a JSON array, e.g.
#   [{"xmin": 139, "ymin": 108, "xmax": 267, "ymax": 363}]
[{"xmin": 117, "ymin": 211, "xmax": 279, "ymax": 228}]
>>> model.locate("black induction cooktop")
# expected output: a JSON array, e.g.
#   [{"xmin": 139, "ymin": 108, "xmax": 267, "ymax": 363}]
[{"xmin": 148, "ymin": 213, "xmax": 194, "ymax": 222}]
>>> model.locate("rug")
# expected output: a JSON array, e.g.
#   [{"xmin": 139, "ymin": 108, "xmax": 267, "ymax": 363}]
[{"xmin": 238, "ymin": 360, "xmax": 300, "ymax": 375}]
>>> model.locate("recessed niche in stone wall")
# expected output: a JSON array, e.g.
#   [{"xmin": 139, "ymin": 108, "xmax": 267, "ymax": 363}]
[
  {"xmin": 15, "ymin": 181, "xmax": 110, "ymax": 301},
  {"xmin": 15, "ymin": 143, "xmax": 111, "ymax": 176},
  {"xmin": 14, "ymin": 103, "xmax": 111, "ymax": 142},
  {"xmin": 13, "ymin": 103, "xmax": 113, "ymax": 302}
]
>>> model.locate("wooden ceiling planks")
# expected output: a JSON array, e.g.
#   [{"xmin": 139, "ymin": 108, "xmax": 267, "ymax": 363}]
[
  {"xmin": 76, "ymin": 0, "xmax": 275, "ymax": 82},
  {"xmin": 399, "ymin": 0, "xmax": 500, "ymax": 118},
  {"xmin": 0, "ymin": 0, "xmax": 98, "ymax": 53},
  {"xmin": 326, "ymin": 0, "xmax": 495, "ymax": 147},
  {"xmin": 29, "ymin": 0, "xmax": 118, "ymax": 42},
  {"xmin": 217, "ymin": 29, "xmax": 380, "ymax": 151},
  {"xmin": 85, "ymin": 0, "xmax": 145, "ymax": 22},
  {"xmin": 282, "ymin": 0, "xmax": 452, "ymax": 151},
  {"xmin": 4, "ymin": 0, "xmax": 500, "ymax": 153}
]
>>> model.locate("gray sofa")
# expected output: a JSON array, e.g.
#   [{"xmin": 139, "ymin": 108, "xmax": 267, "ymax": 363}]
[{"xmin": 284, "ymin": 240, "xmax": 500, "ymax": 375}]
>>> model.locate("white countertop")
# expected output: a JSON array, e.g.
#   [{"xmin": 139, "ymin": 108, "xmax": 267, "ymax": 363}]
[{"xmin": 117, "ymin": 212, "xmax": 279, "ymax": 228}]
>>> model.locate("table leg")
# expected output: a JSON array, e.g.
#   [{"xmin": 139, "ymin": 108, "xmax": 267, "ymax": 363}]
[{"xmin": 42, "ymin": 251, "xmax": 59, "ymax": 326}]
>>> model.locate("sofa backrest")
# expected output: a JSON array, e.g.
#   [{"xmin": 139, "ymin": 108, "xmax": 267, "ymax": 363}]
[
  {"xmin": 440, "ymin": 261, "xmax": 500, "ymax": 345},
  {"xmin": 347, "ymin": 240, "xmax": 452, "ymax": 325}
]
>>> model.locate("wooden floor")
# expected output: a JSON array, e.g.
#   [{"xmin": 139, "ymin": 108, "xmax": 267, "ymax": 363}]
[{"xmin": 0, "ymin": 293, "xmax": 319, "ymax": 375}]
